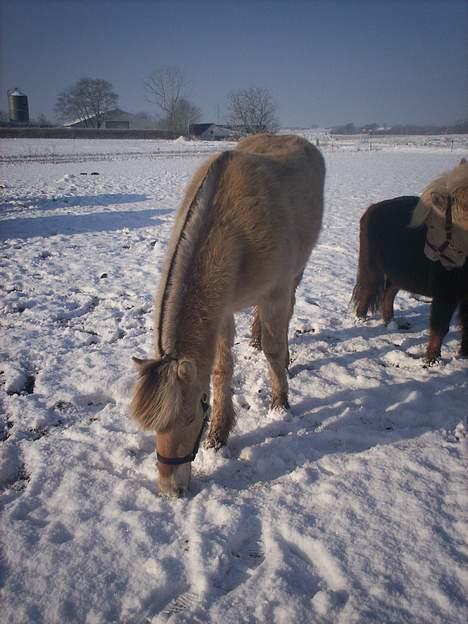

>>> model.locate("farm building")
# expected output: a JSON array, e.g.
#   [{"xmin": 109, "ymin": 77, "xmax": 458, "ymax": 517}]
[
  {"xmin": 189, "ymin": 123, "xmax": 238, "ymax": 140},
  {"xmin": 64, "ymin": 109, "xmax": 155, "ymax": 129}
]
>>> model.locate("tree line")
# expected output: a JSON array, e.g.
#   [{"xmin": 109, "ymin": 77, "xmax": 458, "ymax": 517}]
[
  {"xmin": 330, "ymin": 120, "xmax": 468, "ymax": 136},
  {"xmin": 54, "ymin": 67, "xmax": 278, "ymax": 134}
]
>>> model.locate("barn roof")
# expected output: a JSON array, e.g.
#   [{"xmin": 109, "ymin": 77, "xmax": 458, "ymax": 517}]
[{"xmin": 189, "ymin": 123, "xmax": 216, "ymax": 136}]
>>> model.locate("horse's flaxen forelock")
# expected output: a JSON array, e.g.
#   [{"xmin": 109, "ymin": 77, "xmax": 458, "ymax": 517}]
[{"xmin": 131, "ymin": 359, "xmax": 183, "ymax": 432}]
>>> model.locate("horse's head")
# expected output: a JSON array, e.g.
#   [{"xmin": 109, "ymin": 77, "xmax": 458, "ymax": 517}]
[
  {"xmin": 430, "ymin": 158, "xmax": 468, "ymax": 229},
  {"xmin": 131, "ymin": 355, "xmax": 209, "ymax": 497}
]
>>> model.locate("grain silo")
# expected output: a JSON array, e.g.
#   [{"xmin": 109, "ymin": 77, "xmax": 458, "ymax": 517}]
[{"xmin": 8, "ymin": 88, "xmax": 29, "ymax": 123}]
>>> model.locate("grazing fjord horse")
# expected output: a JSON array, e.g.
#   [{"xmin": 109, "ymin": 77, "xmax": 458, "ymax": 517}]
[
  {"xmin": 351, "ymin": 159, "xmax": 468, "ymax": 364},
  {"xmin": 132, "ymin": 134, "xmax": 325, "ymax": 496}
]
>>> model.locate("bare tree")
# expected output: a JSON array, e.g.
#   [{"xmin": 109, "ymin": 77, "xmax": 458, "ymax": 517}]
[
  {"xmin": 55, "ymin": 78, "xmax": 118, "ymax": 127},
  {"xmin": 144, "ymin": 66, "xmax": 200, "ymax": 133},
  {"xmin": 33, "ymin": 113, "xmax": 53, "ymax": 127},
  {"xmin": 171, "ymin": 97, "xmax": 201, "ymax": 134},
  {"xmin": 225, "ymin": 86, "xmax": 278, "ymax": 134}
]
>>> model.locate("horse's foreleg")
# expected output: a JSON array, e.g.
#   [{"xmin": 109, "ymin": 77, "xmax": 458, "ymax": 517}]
[
  {"xmin": 259, "ymin": 297, "xmax": 292, "ymax": 411},
  {"xmin": 250, "ymin": 306, "xmax": 262, "ymax": 350},
  {"xmin": 425, "ymin": 296, "xmax": 457, "ymax": 364},
  {"xmin": 206, "ymin": 314, "xmax": 236, "ymax": 450}
]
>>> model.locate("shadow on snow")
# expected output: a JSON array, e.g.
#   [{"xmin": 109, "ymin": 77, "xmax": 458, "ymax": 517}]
[
  {"xmin": 1, "ymin": 192, "xmax": 149, "ymax": 213},
  {"xmin": 0, "ymin": 207, "xmax": 173, "ymax": 239}
]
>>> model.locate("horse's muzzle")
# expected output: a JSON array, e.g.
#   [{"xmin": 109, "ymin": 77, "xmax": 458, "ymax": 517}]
[{"xmin": 158, "ymin": 462, "xmax": 192, "ymax": 497}]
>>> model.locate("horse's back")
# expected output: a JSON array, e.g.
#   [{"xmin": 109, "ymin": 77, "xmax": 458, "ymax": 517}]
[
  {"xmin": 225, "ymin": 135, "xmax": 324, "ymax": 265},
  {"xmin": 217, "ymin": 135, "xmax": 325, "ymax": 305},
  {"xmin": 236, "ymin": 133, "xmax": 322, "ymax": 164},
  {"xmin": 232, "ymin": 133, "xmax": 324, "ymax": 219}
]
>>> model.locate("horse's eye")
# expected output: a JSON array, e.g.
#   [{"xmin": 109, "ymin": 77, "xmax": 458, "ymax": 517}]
[{"xmin": 201, "ymin": 393, "xmax": 208, "ymax": 403}]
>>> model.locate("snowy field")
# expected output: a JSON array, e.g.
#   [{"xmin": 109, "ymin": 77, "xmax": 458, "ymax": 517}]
[{"xmin": 1, "ymin": 136, "xmax": 467, "ymax": 623}]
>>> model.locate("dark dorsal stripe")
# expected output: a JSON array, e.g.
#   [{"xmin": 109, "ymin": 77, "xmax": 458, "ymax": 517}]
[{"xmin": 157, "ymin": 183, "xmax": 204, "ymax": 357}]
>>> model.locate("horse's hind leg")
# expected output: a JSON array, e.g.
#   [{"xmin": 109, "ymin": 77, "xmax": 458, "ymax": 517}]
[
  {"xmin": 382, "ymin": 280, "xmax": 399, "ymax": 325},
  {"xmin": 354, "ymin": 270, "xmax": 383, "ymax": 319},
  {"xmin": 258, "ymin": 291, "xmax": 294, "ymax": 411},
  {"xmin": 206, "ymin": 314, "xmax": 236, "ymax": 450},
  {"xmin": 252, "ymin": 273, "xmax": 302, "ymax": 365},
  {"xmin": 250, "ymin": 306, "xmax": 262, "ymax": 350}
]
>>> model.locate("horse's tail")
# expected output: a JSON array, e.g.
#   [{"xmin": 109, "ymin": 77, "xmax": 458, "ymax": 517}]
[{"xmin": 350, "ymin": 205, "xmax": 385, "ymax": 318}]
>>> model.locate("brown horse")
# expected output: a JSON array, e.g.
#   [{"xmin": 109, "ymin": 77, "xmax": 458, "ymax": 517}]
[
  {"xmin": 351, "ymin": 186, "xmax": 468, "ymax": 363},
  {"xmin": 131, "ymin": 134, "xmax": 325, "ymax": 496}
]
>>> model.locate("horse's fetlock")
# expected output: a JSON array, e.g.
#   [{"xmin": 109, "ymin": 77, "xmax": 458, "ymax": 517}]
[
  {"xmin": 205, "ymin": 430, "xmax": 227, "ymax": 450},
  {"xmin": 250, "ymin": 335, "xmax": 262, "ymax": 350},
  {"xmin": 270, "ymin": 393, "xmax": 290, "ymax": 411},
  {"xmin": 424, "ymin": 349, "xmax": 441, "ymax": 366}
]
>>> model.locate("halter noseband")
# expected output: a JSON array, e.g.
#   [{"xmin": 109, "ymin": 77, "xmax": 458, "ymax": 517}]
[{"xmin": 156, "ymin": 398, "xmax": 210, "ymax": 466}]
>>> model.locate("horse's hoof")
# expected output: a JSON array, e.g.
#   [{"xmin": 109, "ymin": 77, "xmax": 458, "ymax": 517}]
[
  {"xmin": 268, "ymin": 404, "xmax": 293, "ymax": 423},
  {"xmin": 270, "ymin": 398, "xmax": 290, "ymax": 411},
  {"xmin": 205, "ymin": 435, "xmax": 226, "ymax": 451},
  {"xmin": 397, "ymin": 321, "xmax": 411, "ymax": 330},
  {"xmin": 423, "ymin": 355, "xmax": 441, "ymax": 368}
]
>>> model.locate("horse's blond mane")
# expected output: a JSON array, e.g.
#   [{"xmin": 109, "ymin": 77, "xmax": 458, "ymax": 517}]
[{"xmin": 154, "ymin": 151, "xmax": 232, "ymax": 359}]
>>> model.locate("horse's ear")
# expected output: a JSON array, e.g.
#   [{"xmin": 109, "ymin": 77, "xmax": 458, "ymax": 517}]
[
  {"xmin": 431, "ymin": 191, "xmax": 450, "ymax": 212},
  {"xmin": 177, "ymin": 358, "xmax": 197, "ymax": 384}
]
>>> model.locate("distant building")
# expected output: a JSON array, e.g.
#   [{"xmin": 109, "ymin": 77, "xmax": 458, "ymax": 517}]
[
  {"xmin": 189, "ymin": 123, "xmax": 238, "ymax": 140},
  {"xmin": 8, "ymin": 88, "xmax": 29, "ymax": 123},
  {"xmin": 64, "ymin": 109, "xmax": 155, "ymax": 129}
]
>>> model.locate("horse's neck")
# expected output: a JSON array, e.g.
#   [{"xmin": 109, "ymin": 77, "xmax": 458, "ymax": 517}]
[{"xmin": 165, "ymin": 231, "xmax": 237, "ymax": 368}]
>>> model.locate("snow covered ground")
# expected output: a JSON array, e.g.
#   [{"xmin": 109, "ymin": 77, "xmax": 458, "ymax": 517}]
[{"xmin": 1, "ymin": 136, "xmax": 467, "ymax": 624}]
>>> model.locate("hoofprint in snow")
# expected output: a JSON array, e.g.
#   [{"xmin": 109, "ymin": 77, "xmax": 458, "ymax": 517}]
[{"xmin": 1, "ymin": 136, "xmax": 467, "ymax": 624}]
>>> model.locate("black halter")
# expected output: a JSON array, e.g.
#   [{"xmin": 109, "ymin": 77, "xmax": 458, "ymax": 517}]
[
  {"xmin": 156, "ymin": 398, "xmax": 210, "ymax": 466},
  {"xmin": 425, "ymin": 194, "xmax": 455, "ymax": 261}
]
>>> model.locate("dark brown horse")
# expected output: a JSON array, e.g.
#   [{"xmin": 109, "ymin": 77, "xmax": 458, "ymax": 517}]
[{"xmin": 351, "ymin": 195, "xmax": 468, "ymax": 364}]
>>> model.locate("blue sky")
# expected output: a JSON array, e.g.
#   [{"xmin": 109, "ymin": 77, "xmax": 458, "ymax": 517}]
[{"xmin": 1, "ymin": 0, "xmax": 466, "ymax": 127}]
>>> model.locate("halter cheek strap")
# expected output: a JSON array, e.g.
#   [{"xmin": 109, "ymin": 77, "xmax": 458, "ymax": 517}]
[
  {"xmin": 425, "ymin": 195, "xmax": 458, "ymax": 266},
  {"xmin": 156, "ymin": 399, "xmax": 210, "ymax": 466}
]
